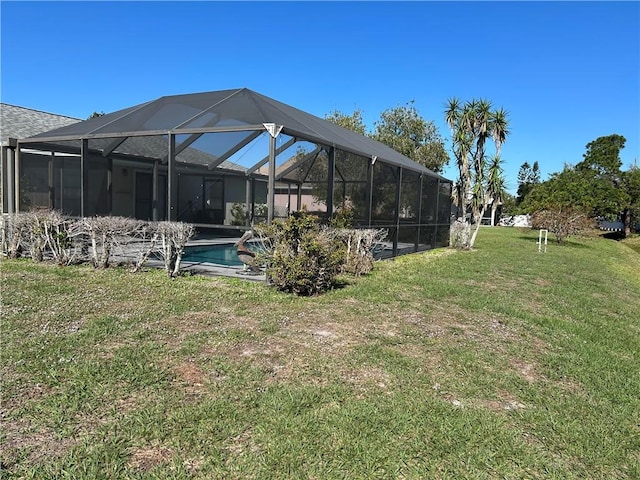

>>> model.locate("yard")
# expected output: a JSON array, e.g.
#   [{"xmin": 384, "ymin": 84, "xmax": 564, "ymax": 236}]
[{"xmin": 1, "ymin": 227, "xmax": 639, "ymax": 479}]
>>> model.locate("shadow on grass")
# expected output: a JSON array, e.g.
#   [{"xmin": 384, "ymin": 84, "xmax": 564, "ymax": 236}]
[
  {"xmin": 601, "ymin": 231, "xmax": 626, "ymax": 241},
  {"xmin": 599, "ymin": 231, "xmax": 640, "ymax": 254}
]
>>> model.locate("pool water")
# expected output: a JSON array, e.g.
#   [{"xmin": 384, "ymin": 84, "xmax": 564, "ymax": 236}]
[{"xmin": 182, "ymin": 243, "xmax": 243, "ymax": 267}]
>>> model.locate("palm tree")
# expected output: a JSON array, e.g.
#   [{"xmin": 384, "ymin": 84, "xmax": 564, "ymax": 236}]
[
  {"xmin": 469, "ymin": 155, "xmax": 507, "ymax": 246},
  {"xmin": 486, "ymin": 155, "xmax": 506, "ymax": 226},
  {"xmin": 470, "ymin": 100, "xmax": 493, "ymax": 226},
  {"xmin": 446, "ymin": 98, "xmax": 472, "ymax": 221},
  {"xmin": 491, "ymin": 108, "xmax": 509, "ymax": 158},
  {"xmin": 471, "ymin": 99, "xmax": 493, "ymax": 180},
  {"xmin": 445, "ymin": 98, "xmax": 509, "ymax": 248}
]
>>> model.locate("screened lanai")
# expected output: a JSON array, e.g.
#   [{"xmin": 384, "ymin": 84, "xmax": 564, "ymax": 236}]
[{"xmin": 11, "ymin": 88, "xmax": 452, "ymax": 256}]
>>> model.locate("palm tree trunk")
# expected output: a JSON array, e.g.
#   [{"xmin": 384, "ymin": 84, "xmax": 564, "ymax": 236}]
[{"xmin": 469, "ymin": 205, "xmax": 487, "ymax": 248}]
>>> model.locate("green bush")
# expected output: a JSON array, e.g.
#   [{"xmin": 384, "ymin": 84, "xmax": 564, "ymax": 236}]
[
  {"xmin": 258, "ymin": 212, "xmax": 346, "ymax": 296},
  {"xmin": 329, "ymin": 206, "xmax": 354, "ymax": 229},
  {"xmin": 230, "ymin": 202, "xmax": 247, "ymax": 226}
]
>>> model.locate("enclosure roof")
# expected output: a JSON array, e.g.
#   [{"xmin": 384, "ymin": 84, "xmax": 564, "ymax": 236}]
[{"xmin": 22, "ymin": 88, "xmax": 449, "ymax": 180}]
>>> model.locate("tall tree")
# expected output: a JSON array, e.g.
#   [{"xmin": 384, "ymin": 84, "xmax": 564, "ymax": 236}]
[
  {"xmin": 324, "ymin": 106, "xmax": 449, "ymax": 220},
  {"xmin": 517, "ymin": 161, "xmax": 541, "ymax": 204},
  {"xmin": 522, "ymin": 134, "xmax": 637, "ymax": 238},
  {"xmin": 621, "ymin": 164, "xmax": 640, "ymax": 237},
  {"xmin": 445, "ymin": 98, "xmax": 472, "ymax": 223},
  {"xmin": 373, "ymin": 101, "xmax": 449, "ymax": 173},
  {"xmin": 575, "ymin": 134, "xmax": 629, "ymax": 220},
  {"xmin": 532, "ymin": 161, "xmax": 541, "ymax": 184},
  {"xmin": 445, "ymin": 98, "xmax": 510, "ymax": 248},
  {"xmin": 577, "ymin": 134, "xmax": 625, "ymax": 177},
  {"xmin": 325, "ymin": 109, "xmax": 367, "ymax": 135},
  {"xmin": 485, "ymin": 155, "xmax": 506, "ymax": 227},
  {"xmin": 325, "ymin": 105, "xmax": 449, "ymax": 173}
]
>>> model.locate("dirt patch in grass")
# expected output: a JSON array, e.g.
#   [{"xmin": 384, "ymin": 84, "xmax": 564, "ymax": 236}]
[
  {"xmin": 0, "ymin": 382, "xmax": 54, "ymax": 411},
  {"xmin": 224, "ymin": 429, "xmax": 262, "ymax": 457},
  {"xmin": 173, "ymin": 361, "xmax": 206, "ymax": 384},
  {"xmin": 510, "ymin": 358, "xmax": 540, "ymax": 383},
  {"xmin": 115, "ymin": 394, "xmax": 141, "ymax": 414},
  {"xmin": 94, "ymin": 340, "xmax": 136, "ymax": 359},
  {"xmin": 0, "ymin": 418, "xmax": 76, "ymax": 470},
  {"xmin": 304, "ymin": 322, "xmax": 366, "ymax": 353},
  {"xmin": 341, "ymin": 366, "xmax": 392, "ymax": 393},
  {"xmin": 480, "ymin": 390, "xmax": 528, "ymax": 412},
  {"xmin": 420, "ymin": 302, "xmax": 517, "ymax": 345},
  {"xmin": 232, "ymin": 340, "xmax": 288, "ymax": 359},
  {"xmin": 534, "ymin": 277, "xmax": 551, "ymax": 287},
  {"xmin": 223, "ymin": 338, "xmax": 309, "ymax": 384},
  {"xmin": 172, "ymin": 361, "xmax": 208, "ymax": 398},
  {"xmin": 128, "ymin": 444, "xmax": 174, "ymax": 472}
]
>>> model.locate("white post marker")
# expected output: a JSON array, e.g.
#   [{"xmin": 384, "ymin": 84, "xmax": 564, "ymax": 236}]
[{"xmin": 537, "ymin": 229, "xmax": 548, "ymax": 253}]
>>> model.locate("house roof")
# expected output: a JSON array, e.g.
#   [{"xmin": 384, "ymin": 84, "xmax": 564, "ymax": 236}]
[
  {"xmin": 1, "ymin": 103, "xmax": 80, "ymax": 145},
  {"xmin": 21, "ymin": 88, "xmax": 449, "ymax": 181}
]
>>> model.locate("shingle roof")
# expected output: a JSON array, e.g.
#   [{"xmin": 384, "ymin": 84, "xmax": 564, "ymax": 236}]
[{"xmin": 0, "ymin": 103, "xmax": 80, "ymax": 144}]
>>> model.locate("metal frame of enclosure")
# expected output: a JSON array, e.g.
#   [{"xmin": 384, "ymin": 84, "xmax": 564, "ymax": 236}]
[{"xmin": 7, "ymin": 88, "xmax": 452, "ymax": 256}]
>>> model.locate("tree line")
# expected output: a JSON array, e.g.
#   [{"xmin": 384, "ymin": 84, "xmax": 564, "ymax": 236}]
[{"xmin": 513, "ymin": 134, "xmax": 640, "ymax": 240}]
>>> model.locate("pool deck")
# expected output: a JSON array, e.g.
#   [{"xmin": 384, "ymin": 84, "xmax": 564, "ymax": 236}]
[{"xmin": 181, "ymin": 261, "xmax": 267, "ymax": 281}]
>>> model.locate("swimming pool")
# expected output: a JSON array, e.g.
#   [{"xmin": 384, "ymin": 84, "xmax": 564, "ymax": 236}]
[{"xmin": 182, "ymin": 243, "xmax": 244, "ymax": 267}]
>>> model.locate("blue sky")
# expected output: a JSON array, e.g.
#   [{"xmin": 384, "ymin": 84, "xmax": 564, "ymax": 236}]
[{"xmin": 1, "ymin": 1, "xmax": 638, "ymax": 194}]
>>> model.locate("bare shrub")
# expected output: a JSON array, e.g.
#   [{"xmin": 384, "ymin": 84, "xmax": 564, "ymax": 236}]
[
  {"xmin": 3, "ymin": 212, "xmax": 193, "ymax": 276},
  {"xmin": 80, "ymin": 216, "xmax": 142, "ymax": 269},
  {"xmin": 531, "ymin": 208, "xmax": 594, "ymax": 243},
  {"xmin": 2, "ymin": 213, "xmax": 29, "ymax": 259},
  {"xmin": 2, "ymin": 211, "xmax": 82, "ymax": 264},
  {"xmin": 40, "ymin": 210, "xmax": 83, "ymax": 265},
  {"xmin": 331, "ymin": 228, "xmax": 387, "ymax": 276},
  {"xmin": 155, "ymin": 221, "xmax": 195, "ymax": 277},
  {"xmin": 127, "ymin": 221, "xmax": 160, "ymax": 273},
  {"xmin": 0, "ymin": 215, "xmax": 8, "ymax": 256},
  {"xmin": 25, "ymin": 212, "xmax": 48, "ymax": 262},
  {"xmin": 3, "ymin": 212, "xmax": 48, "ymax": 261}
]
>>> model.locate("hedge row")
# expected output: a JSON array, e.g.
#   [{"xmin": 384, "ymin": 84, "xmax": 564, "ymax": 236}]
[
  {"xmin": 1, "ymin": 211, "xmax": 194, "ymax": 278},
  {"xmin": 1, "ymin": 210, "xmax": 387, "ymax": 292}
]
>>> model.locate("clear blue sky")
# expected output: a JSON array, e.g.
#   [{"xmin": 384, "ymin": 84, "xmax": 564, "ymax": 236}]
[{"xmin": 2, "ymin": 1, "xmax": 638, "ymax": 194}]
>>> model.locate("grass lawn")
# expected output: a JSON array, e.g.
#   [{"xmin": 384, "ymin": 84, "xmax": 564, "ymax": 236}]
[{"xmin": 1, "ymin": 227, "xmax": 639, "ymax": 479}]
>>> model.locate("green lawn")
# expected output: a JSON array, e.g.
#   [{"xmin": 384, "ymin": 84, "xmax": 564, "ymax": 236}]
[{"xmin": 2, "ymin": 228, "xmax": 639, "ymax": 479}]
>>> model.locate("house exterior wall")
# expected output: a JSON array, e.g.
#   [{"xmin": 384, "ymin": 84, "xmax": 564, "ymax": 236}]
[{"xmin": 112, "ymin": 162, "xmax": 135, "ymax": 217}]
